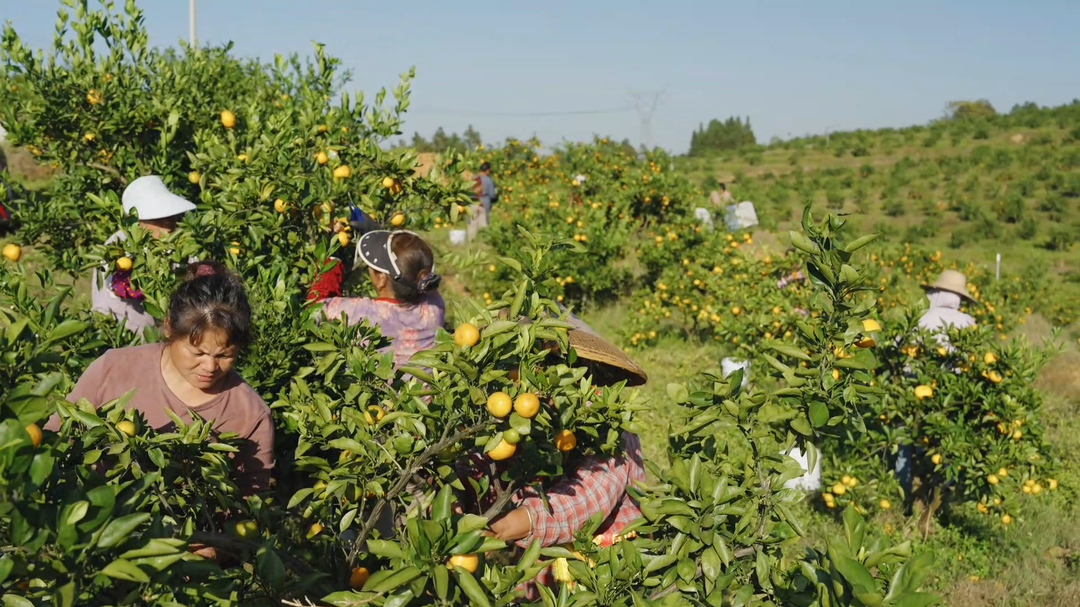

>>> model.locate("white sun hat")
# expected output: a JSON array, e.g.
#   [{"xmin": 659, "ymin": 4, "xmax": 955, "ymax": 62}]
[{"xmin": 121, "ymin": 176, "xmax": 197, "ymax": 221}]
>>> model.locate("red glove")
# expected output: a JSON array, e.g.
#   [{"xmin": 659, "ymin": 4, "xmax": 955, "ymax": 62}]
[{"xmin": 307, "ymin": 258, "xmax": 344, "ymax": 302}]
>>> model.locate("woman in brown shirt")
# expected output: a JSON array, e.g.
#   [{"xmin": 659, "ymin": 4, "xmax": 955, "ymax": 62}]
[{"xmin": 50, "ymin": 261, "xmax": 273, "ymax": 495}]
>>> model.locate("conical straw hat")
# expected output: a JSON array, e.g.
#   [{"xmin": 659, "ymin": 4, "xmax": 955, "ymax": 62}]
[
  {"xmin": 921, "ymin": 269, "xmax": 975, "ymax": 302},
  {"xmin": 559, "ymin": 307, "xmax": 648, "ymax": 387}
]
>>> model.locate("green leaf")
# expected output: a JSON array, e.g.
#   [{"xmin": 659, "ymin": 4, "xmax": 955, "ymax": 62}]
[
  {"xmin": 256, "ymin": 546, "xmax": 286, "ymax": 588},
  {"xmin": 770, "ymin": 343, "xmax": 812, "ymax": 361},
  {"xmin": 843, "ymin": 234, "xmax": 879, "ymax": 253},
  {"xmin": 454, "ymin": 568, "xmax": 492, "ymax": 607},
  {"xmin": 809, "ymin": 400, "xmax": 829, "ymax": 427},
  {"xmin": 366, "ymin": 566, "xmax": 422, "ymax": 593},
  {"xmin": 887, "ymin": 592, "xmax": 939, "ymax": 607},
  {"xmin": 886, "ymin": 553, "xmax": 935, "ymax": 600},
  {"xmin": 46, "ymin": 319, "xmax": 88, "ymax": 343},
  {"xmin": 366, "ymin": 539, "xmax": 406, "ymax": 560},
  {"xmin": 2, "ymin": 595, "xmax": 35, "ymax": 607},
  {"xmin": 97, "ymin": 513, "xmax": 151, "ymax": 549},
  {"xmin": 99, "ymin": 559, "xmax": 150, "ymax": 582}
]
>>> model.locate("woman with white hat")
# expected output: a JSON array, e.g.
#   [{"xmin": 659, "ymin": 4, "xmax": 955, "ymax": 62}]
[{"xmin": 90, "ymin": 176, "xmax": 196, "ymax": 333}]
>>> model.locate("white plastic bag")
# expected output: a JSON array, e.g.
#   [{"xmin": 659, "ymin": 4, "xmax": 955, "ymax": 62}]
[
  {"xmin": 449, "ymin": 229, "xmax": 467, "ymax": 245},
  {"xmin": 783, "ymin": 445, "xmax": 822, "ymax": 492},
  {"xmin": 720, "ymin": 357, "xmax": 750, "ymax": 387}
]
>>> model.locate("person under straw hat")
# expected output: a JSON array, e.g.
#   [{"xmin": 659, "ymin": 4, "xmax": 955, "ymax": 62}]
[
  {"xmin": 894, "ymin": 268, "xmax": 976, "ymax": 510},
  {"xmin": 90, "ymin": 176, "xmax": 197, "ymax": 334},
  {"xmin": 917, "ymin": 269, "xmax": 976, "ymax": 343},
  {"xmin": 485, "ymin": 305, "xmax": 646, "ymax": 601}
]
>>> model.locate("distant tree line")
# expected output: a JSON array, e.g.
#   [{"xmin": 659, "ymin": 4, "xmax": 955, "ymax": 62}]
[
  {"xmin": 688, "ymin": 116, "xmax": 757, "ymax": 156},
  {"xmin": 399, "ymin": 126, "xmax": 484, "ymax": 153}
]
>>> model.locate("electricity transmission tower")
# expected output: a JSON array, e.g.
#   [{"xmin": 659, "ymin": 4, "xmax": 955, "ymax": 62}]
[{"xmin": 629, "ymin": 91, "xmax": 665, "ymax": 151}]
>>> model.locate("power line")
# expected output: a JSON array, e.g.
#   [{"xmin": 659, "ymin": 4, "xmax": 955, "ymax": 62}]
[{"xmin": 409, "ymin": 106, "xmax": 634, "ymax": 118}]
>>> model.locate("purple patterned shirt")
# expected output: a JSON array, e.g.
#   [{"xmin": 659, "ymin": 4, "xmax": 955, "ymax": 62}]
[{"xmin": 319, "ymin": 292, "xmax": 446, "ymax": 368}]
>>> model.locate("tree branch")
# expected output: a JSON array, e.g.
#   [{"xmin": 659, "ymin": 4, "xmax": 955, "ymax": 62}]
[{"xmin": 81, "ymin": 162, "xmax": 128, "ymax": 185}]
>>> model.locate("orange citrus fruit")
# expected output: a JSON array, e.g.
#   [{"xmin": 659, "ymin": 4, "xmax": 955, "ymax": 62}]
[
  {"xmin": 554, "ymin": 429, "xmax": 577, "ymax": 452},
  {"xmin": 486, "ymin": 392, "xmax": 512, "ymax": 418},
  {"xmin": 454, "ymin": 323, "xmax": 480, "ymax": 347},
  {"xmin": 446, "ymin": 554, "xmax": 479, "ymax": 573},
  {"xmin": 514, "ymin": 393, "xmax": 540, "ymax": 418},
  {"xmin": 487, "ymin": 439, "xmax": 516, "ymax": 461}
]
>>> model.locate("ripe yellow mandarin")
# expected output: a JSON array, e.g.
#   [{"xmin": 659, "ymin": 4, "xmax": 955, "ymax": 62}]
[
  {"xmin": 229, "ymin": 242, "xmax": 241, "ymax": 255},
  {"xmin": 1012, "ymin": 429, "xmax": 1022, "ymax": 440},
  {"xmin": 998, "ymin": 467, "xmax": 1008, "ymax": 477},
  {"xmin": 274, "ymin": 198, "xmax": 288, "ymax": 213},
  {"xmin": 220, "ymin": 110, "xmax": 236, "ymax": 128},
  {"xmin": 486, "ymin": 392, "xmax": 513, "ymax": 418},
  {"xmin": 337, "ymin": 231, "xmax": 351, "ymax": 247},
  {"xmin": 188, "ymin": 171, "xmax": 201, "ymax": 184},
  {"xmin": 2, "ymin": 244, "xmax": 22, "ymax": 262},
  {"xmin": 333, "ymin": 165, "xmax": 352, "ymax": 179},
  {"xmin": 86, "ymin": 89, "xmax": 102, "ymax": 104},
  {"xmin": 845, "ymin": 476, "xmax": 858, "ymax": 488},
  {"xmin": 116, "ymin": 420, "xmax": 136, "ymax": 436},
  {"xmin": 390, "ymin": 213, "xmax": 405, "ymax": 227},
  {"xmin": 841, "ymin": 475, "xmax": 853, "ymax": 486},
  {"xmin": 554, "ymin": 429, "xmax": 577, "ymax": 452},
  {"xmin": 832, "ymin": 483, "xmax": 847, "ymax": 496},
  {"xmin": 454, "ymin": 323, "xmax": 480, "ymax": 347},
  {"xmin": 350, "ymin": 566, "xmax": 370, "ymax": 589},
  {"xmin": 914, "ymin": 385, "xmax": 933, "ymax": 399},
  {"xmin": 832, "ymin": 369, "xmax": 841, "ymax": 380},
  {"xmin": 731, "ymin": 306, "xmax": 741, "ymax": 315},
  {"xmin": 447, "ymin": 554, "xmax": 479, "ymax": 573},
  {"xmin": 986, "ymin": 370, "xmax": 1003, "ymax": 383},
  {"xmin": 25, "ymin": 423, "xmax": 42, "ymax": 448},
  {"xmin": 1048, "ymin": 479, "xmax": 1058, "ymax": 490},
  {"xmin": 487, "ymin": 439, "xmax": 516, "ymax": 461},
  {"xmin": 1001, "ymin": 514, "xmax": 1012, "ymax": 525},
  {"xmin": 861, "ymin": 319, "xmax": 881, "ymax": 332},
  {"xmin": 115, "ymin": 257, "xmax": 132, "ymax": 271},
  {"xmin": 381, "ymin": 176, "xmax": 397, "ymax": 189},
  {"xmin": 987, "ymin": 474, "xmax": 999, "ymax": 485},
  {"xmin": 931, "ymin": 453, "xmax": 942, "ymax": 465},
  {"xmin": 984, "ymin": 352, "xmax": 998, "ymax": 365},
  {"xmin": 308, "ymin": 522, "xmax": 324, "ymax": 537},
  {"xmin": 315, "ymin": 151, "xmax": 329, "ymax": 165},
  {"xmin": 879, "ymin": 499, "xmax": 892, "ymax": 510},
  {"xmin": 514, "ymin": 392, "xmax": 541, "ymax": 418},
  {"xmin": 855, "ymin": 336, "xmax": 876, "ymax": 348},
  {"xmin": 363, "ymin": 406, "xmax": 385, "ymax": 425},
  {"xmin": 237, "ymin": 153, "xmax": 248, "ymax": 162}
]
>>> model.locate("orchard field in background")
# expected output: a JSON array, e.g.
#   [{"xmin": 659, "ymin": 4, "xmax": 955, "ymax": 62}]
[{"xmin": 1, "ymin": 2, "xmax": 1078, "ymax": 606}]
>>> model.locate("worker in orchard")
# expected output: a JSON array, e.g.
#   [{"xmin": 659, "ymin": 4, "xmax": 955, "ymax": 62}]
[
  {"xmin": 895, "ymin": 269, "xmax": 976, "ymax": 508},
  {"xmin": 467, "ymin": 311, "xmax": 649, "ymax": 599},
  {"xmin": 91, "ymin": 176, "xmax": 196, "ymax": 334},
  {"xmin": 916, "ymin": 269, "xmax": 976, "ymax": 346}
]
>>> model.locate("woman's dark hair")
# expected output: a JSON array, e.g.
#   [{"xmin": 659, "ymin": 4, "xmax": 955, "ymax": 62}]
[
  {"xmin": 166, "ymin": 260, "xmax": 253, "ymax": 348},
  {"xmin": 388, "ymin": 233, "xmax": 440, "ymax": 303},
  {"xmin": 479, "ymin": 161, "xmax": 491, "ymax": 172}
]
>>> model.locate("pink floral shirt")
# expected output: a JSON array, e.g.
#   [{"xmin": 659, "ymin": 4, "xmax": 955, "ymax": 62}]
[{"xmin": 319, "ymin": 292, "xmax": 445, "ymax": 368}]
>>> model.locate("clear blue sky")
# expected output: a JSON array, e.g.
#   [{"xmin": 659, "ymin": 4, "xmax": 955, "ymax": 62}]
[{"xmin": 2, "ymin": 0, "xmax": 1078, "ymax": 153}]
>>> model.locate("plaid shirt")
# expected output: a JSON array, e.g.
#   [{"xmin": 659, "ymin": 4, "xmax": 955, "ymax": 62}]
[
  {"xmin": 513, "ymin": 432, "xmax": 645, "ymax": 599},
  {"xmin": 515, "ymin": 432, "xmax": 644, "ymax": 549}
]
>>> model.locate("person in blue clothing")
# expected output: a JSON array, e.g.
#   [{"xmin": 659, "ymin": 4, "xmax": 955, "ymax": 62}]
[{"xmin": 467, "ymin": 162, "xmax": 498, "ymax": 240}]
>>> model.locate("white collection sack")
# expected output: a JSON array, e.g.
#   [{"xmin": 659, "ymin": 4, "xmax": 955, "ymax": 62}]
[{"xmin": 783, "ymin": 446, "xmax": 823, "ymax": 492}]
